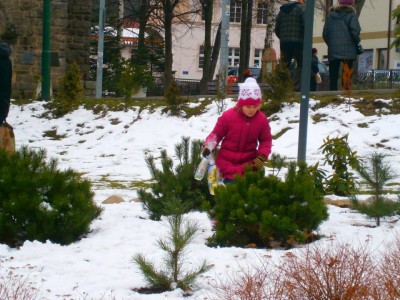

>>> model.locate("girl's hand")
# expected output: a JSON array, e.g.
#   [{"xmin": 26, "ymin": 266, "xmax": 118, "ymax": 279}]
[
  {"xmin": 202, "ymin": 147, "xmax": 211, "ymax": 158},
  {"xmin": 251, "ymin": 154, "xmax": 267, "ymax": 170}
]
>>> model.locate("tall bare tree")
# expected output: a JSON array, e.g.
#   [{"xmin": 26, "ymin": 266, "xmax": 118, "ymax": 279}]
[
  {"xmin": 199, "ymin": 0, "xmax": 214, "ymax": 94},
  {"xmin": 154, "ymin": 0, "xmax": 201, "ymax": 96},
  {"xmin": 238, "ymin": 0, "xmax": 254, "ymax": 81}
]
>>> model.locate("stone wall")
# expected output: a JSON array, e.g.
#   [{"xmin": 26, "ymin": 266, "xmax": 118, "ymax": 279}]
[{"xmin": 0, "ymin": 0, "xmax": 94, "ymax": 99}]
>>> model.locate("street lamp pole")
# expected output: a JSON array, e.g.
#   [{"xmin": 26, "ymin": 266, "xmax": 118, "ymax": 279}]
[
  {"xmin": 96, "ymin": 0, "xmax": 106, "ymax": 99},
  {"xmin": 297, "ymin": 0, "xmax": 315, "ymax": 163}
]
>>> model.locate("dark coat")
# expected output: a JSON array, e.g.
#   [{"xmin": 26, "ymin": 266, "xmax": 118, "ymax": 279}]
[
  {"xmin": 0, "ymin": 42, "xmax": 12, "ymax": 123},
  {"xmin": 274, "ymin": 1, "xmax": 305, "ymax": 45},
  {"xmin": 311, "ymin": 54, "xmax": 319, "ymax": 76},
  {"xmin": 323, "ymin": 5, "xmax": 361, "ymax": 61}
]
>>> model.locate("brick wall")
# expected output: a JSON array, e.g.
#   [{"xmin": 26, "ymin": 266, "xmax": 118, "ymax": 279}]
[{"xmin": 0, "ymin": 0, "xmax": 94, "ymax": 99}]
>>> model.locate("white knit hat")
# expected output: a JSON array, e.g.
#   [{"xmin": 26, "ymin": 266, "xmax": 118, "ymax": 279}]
[{"xmin": 237, "ymin": 77, "xmax": 262, "ymax": 107}]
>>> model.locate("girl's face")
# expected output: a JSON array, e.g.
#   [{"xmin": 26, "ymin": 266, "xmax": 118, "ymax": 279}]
[{"xmin": 242, "ymin": 105, "xmax": 260, "ymax": 118}]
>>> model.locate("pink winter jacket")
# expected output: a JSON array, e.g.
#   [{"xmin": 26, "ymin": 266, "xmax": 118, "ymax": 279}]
[{"xmin": 205, "ymin": 107, "xmax": 272, "ymax": 180}]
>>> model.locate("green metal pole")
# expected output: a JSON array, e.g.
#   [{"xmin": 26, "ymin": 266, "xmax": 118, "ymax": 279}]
[
  {"xmin": 297, "ymin": 0, "xmax": 315, "ymax": 163},
  {"xmin": 42, "ymin": 0, "xmax": 51, "ymax": 101}
]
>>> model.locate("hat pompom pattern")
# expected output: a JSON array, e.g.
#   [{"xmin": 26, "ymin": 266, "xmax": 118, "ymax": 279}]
[
  {"xmin": 339, "ymin": 0, "xmax": 354, "ymax": 5},
  {"xmin": 237, "ymin": 77, "xmax": 262, "ymax": 107}
]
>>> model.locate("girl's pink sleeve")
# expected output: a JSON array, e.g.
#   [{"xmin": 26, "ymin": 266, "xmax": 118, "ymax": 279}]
[
  {"xmin": 204, "ymin": 114, "xmax": 227, "ymax": 150},
  {"xmin": 257, "ymin": 119, "xmax": 272, "ymax": 159}
]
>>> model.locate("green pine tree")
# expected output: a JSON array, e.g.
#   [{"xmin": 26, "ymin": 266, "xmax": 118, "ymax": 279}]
[
  {"xmin": 351, "ymin": 152, "xmax": 400, "ymax": 226},
  {"xmin": 0, "ymin": 146, "xmax": 102, "ymax": 247},
  {"xmin": 133, "ymin": 199, "xmax": 212, "ymax": 292},
  {"xmin": 209, "ymin": 162, "xmax": 328, "ymax": 248},
  {"xmin": 138, "ymin": 136, "xmax": 212, "ymax": 220}
]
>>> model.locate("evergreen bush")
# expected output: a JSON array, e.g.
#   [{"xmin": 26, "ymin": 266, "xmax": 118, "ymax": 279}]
[
  {"xmin": 46, "ymin": 61, "xmax": 84, "ymax": 117},
  {"xmin": 164, "ymin": 81, "xmax": 183, "ymax": 116},
  {"xmin": 262, "ymin": 62, "xmax": 294, "ymax": 115},
  {"xmin": 58, "ymin": 61, "xmax": 84, "ymax": 103},
  {"xmin": 133, "ymin": 199, "xmax": 212, "ymax": 293},
  {"xmin": 0, "ymin": 146, "xmax": 103, "ymax": 247},
  {"xmin": 351, "ymin": 151, "xmax": 400, "ymax": 226},
  {"xmin": 209, "ymin": 162, "xmax": 328, "ymax": 248},
  {"xmin": 137, "ymin": 136, "xmax": 213, "ymax": 220},
  {"xmin": 319, "ymin": 134, "xmax": 359, "ymax": 196}
]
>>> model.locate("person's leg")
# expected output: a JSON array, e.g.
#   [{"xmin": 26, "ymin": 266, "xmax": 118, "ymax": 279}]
[
  {"xmin": 280, "ymin": 46, "xmax": 292, "ymax": 70},
  {"xmin": 329, "ymin": 59, "xmax": 341, "ymax": 91},
  {"xmin": 291, "ymin": 47, "xmax": 303, "ymax": 91},
  {"xmin": 310, "ymin": 75, "xmax": 317, "ymax": 91}
]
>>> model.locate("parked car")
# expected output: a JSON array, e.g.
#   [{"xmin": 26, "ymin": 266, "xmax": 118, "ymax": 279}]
[{"xmin": 227, "ymin": 66, "xmax": 261, "ymax": 82}]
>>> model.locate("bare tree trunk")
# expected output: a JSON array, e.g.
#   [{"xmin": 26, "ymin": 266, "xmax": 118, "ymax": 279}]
[
  {"xmin": 261, "ymin": 0, "xmax": 277, "ymax": 83},
  {"xmin": 163, "ymin": 1, "xmax": 174, "ymax": 97},
  {"xmin": 354, "ymin": 0, "xmax": 366, "ymax": 17},
  {"xmin": 200, "ymin": 0, "xmax": 214, "ymax": 94}
]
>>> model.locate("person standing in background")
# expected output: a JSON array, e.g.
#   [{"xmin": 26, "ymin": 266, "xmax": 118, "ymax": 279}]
[
  {"xmin": 0, "ymin": 41, "xmax": 12, "ymax": 124},
  {"xmin": 323, "ymin": 0, "xmax": 361, "ymax": 91},
  {"xmin": 274, "ymin": 0, "xmax": 305, "ymax": 91},
  {"xmin": 310, "ymin": 48, "xmax": 320, "ymax": 91}
]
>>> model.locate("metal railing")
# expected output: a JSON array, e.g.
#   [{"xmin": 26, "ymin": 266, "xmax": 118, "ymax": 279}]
[
  {"xmin": 146, "ymin": 77, "xmax": 201, "ymax": 96},
  {"xmin": 145, "ymin": 70, "xmax": 400, "ymax": 96},
  {"xmin": 354, "ymin": 69, "xmax": 400, "ymax": 90}
]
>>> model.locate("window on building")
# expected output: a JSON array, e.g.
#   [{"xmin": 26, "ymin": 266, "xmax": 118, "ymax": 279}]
[
  {"xmin": 377, "ymin": 48, "xmax": 388, "ymax": 69},
  {"xmin": 230, "ymin": 1, "xmax": 242, "ymax": 23},
  {"xmin": 257, "ymin": 2, "xmax": 268, "ymax": 24},
  {"xmin": 199, "ymin": 45, "xmax": 205, "ymax": 68},
  {"xmin": 228, "ymin": 47, "xmax": 240, "ymax": 66},
  {"xmin": 254, "ymin": 49, "xmax": 263, "ymax": 67},
  {"xmin": 199, "ymin": 45, "xmax": 213, "ymax": 68}
]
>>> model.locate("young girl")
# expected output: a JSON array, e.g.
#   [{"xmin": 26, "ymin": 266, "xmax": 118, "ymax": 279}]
[{"xmin": 202, "ymin": 77, "xmax": 272, "ymax": 183}]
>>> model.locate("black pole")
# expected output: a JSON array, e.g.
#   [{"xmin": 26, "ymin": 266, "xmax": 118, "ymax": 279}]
[
  {"xmin": 42, "ymin": 0, "xmax": 51, "ymax": 101},
  {"xmin": 297, "ymin": 0, "xmax": 315, "ymax": 163}
]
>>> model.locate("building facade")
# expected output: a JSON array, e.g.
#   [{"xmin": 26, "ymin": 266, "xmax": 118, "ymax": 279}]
[
  {"xmin": 169, "ymin": 1, "xmax": 279, "ymax": 80},
  {"xmin": 313, "ymin": 0, "xmax": 400, "ymax": 73},
  {"xmin": 171, "ymin": 0, "xmax": 400, "ymax": 80}
]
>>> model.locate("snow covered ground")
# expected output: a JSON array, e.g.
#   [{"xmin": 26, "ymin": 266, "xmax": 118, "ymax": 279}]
[{"xmin": 1, "ymin": 96, "xmax": 400, "ymax": 299}]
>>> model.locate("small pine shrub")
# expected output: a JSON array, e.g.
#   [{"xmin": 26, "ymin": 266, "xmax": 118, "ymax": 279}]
[
  {"xmin": 164, "ymin": 81, "xmax": 183, "ymax": 116},
  {"xmin": 209, "ymin": 162, "xmax": 328, "ymax": 248},
  {"xmin": 133, "ymin": 199, "xmax": 212, "ymax": 292},
  {"xmin": 319, "ymin": 134, "xmax": 359, "ymax": 196},
  {"xmin": 58, "ymin": 61, "xmax": 84, "ymax": 104},
  {"xmin": 351, "ymin": 151, "xmax": 400, "ymax": 226},
  {"xmin": 137, "ymin": 136, "xmax": 213, "ymax": 220},
  {"xmin": 0, "ymin": 146, "xmax": 103, "ymax": 247},
  {"xmin": 47, "ymin": 61, "xmax": 84, "ymax": 117},
  {"xmin": 262, "ymin": 62, "xmax": 294, "ymax": 115}
]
